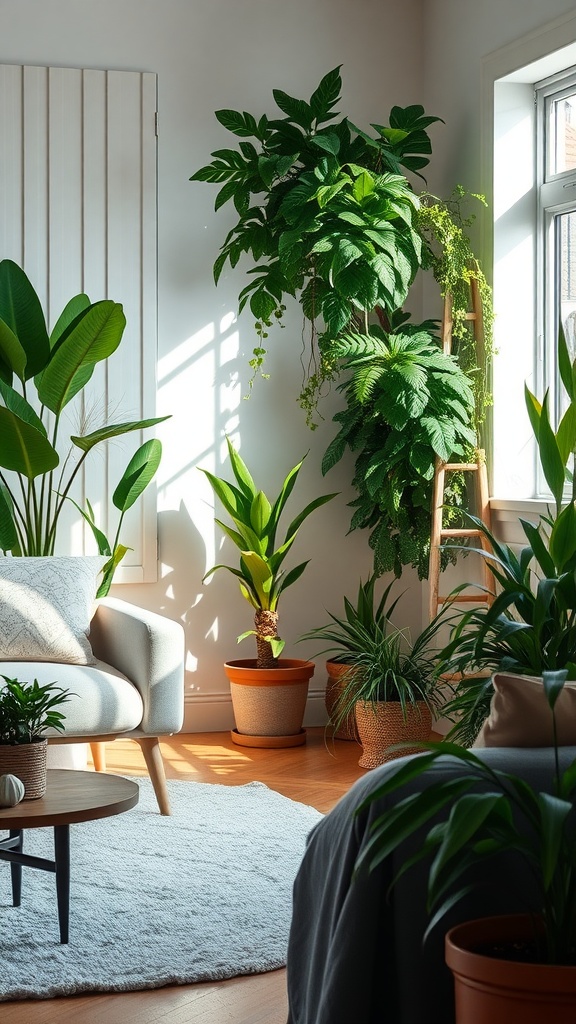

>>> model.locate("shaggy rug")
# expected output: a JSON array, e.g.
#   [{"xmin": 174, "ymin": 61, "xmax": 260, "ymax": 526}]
[{"xmin": 0, "ymin": 777, "xmax": 322, "ymax": 1001}]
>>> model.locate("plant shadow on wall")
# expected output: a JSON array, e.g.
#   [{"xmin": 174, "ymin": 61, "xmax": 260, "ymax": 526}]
[
  {"xmin": 191, "ymin": 66, "xmax": 493, "ymax": 581},
  {"xmin": 0, "ymin": 260, "xmax": 167, "ymax": 593}
]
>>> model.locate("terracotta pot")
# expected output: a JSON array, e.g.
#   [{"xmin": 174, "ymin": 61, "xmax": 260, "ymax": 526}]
[
  {"xmin": 446, "ymin": 914, "xmax": 576, "ymax": 1024},
  {"xmin": 354, "ymin": 700, "xmax": 432, "ymax": 769},
  {"xmin": 325, "ymin": 661, "xmax": 359, "ymax": 742},
  {"xmin": 0, "ymin": 737, "xmax": 48, "ymax": 799},
  {"xmin": 225, "ymin": 659, "xmax": 314, "ymax": 748}
]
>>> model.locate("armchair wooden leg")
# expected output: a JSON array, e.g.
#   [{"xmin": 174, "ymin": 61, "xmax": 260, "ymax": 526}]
[
  {"xmin": 136, "ymin": 737, "xmax": 171, "ymax": 815},
  {"xmin": 90, "ymin": 742, "xmax": 107, "ymax": 772}
]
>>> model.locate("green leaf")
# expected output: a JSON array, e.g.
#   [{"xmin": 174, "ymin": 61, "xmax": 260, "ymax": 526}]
[
  {"xmin": 309, "ymin": 67, "xmax": 342, "ymax": 123},
  {"xmin": 225, "ymin": 436, "xmax": 258, "ymax": 499},
  {"xmin": 0, "ymin": 259, "xmax": 50, "ymax": 378},
  {"xmin": 112, "ymin": 439, "xmax": 162, "ymax": 513},
  {"xmin": 37, "ymin": 301, "xmax": 127, "ymax": 414},
  {"xmin": 557, "ymin": 320, "xmax": 574, "ymax": 401},
  {"xmin": 49, "ymin": 293, "xmax": 91, "ymax": 348},
  {"xmin": 0, "ymin": 405, "xmax": 59, "ymax": 478},
  {"xmin": 240, "ymin": 551, "xmax": 274, "ymax": 608},
  {"xmin": 250, "ymin": 491, "xmax": 272, "ymax": 535},
  {"xmin": 97, "ymin": 544, "xmax": 130, "ymax": 598},
  {"xmin": 536, "ymin": 395, "xmax": 565, "ymax": 510},
  {"xmin": 250, "ymin": 290, "xmax": 277, "ymax": 321},
  {"xmin": 215, "ymin": 109, "xmax": 259, "ymax": 137},
  {"xmin": 272, "ymin": 90, "xmax": 313, "ymax": 130},
  {"xmin": 549, "ymin": 501, "xmax": 576, "ymax": 571},
  {"xmin": 0, "ymin": 483, "xmax": 17, "ymax": 551},
  {"xmin": 70, "ymin": 416, "xmax": 169, "ymax": 453}
]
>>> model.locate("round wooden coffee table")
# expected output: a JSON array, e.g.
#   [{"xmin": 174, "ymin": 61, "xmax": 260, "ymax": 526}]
[{"xmin": 0, "ymin": 769, "xmax": 139, "ymax": 943}]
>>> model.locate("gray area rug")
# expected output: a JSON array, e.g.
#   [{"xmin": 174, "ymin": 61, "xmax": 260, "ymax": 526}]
[{"xmin": 0, "ymin": 777, "xmax": 322, "ymax": 1001}]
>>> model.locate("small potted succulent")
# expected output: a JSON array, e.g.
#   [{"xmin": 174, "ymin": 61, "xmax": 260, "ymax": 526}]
[
  {"xmin": 200, "ymin": 437, "xmax": 336, "ymax": 747},
  {"xmin": 0, "ymin": 676, "xmax": 71, "ymax": 799}
]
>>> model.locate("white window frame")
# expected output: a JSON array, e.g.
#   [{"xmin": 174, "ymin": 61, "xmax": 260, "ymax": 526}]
[{"xmin": 480, "ymin": 13, "xmax": 576, "ymax": 541}]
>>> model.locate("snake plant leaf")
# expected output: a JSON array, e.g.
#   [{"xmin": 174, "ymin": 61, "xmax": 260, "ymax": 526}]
[
  {"xmin": 112, "ymin": 439, "xmax": 162, "ymax": 513},
  {"xmin": 250, "ymin": 491, "xmax": 272, "ymax": 535},
  {"xmin": 70, "ymin": 415, "xmax": 169, "ymax": 453},
  {"xmin": 549, "ymin": 501, "xmax": 576, "ymax": 572},
  {"xmin": 0, "ymin": 405, "xmax": 59, "ymax": 478},
  {"xmin": 37, "ymin": 300, "xmax": 126, "ymax": 414},
  {"xmin": 557, "ymin": 320, "xmax": 575, "ymax": 402},
  {"xmin": 537, "ymin": 395, "xmax": 566, "ymax": 511},
  {"xmin": 524, "ymin": 384, "xmax": 542, "ymax": 440},
  {"xmin": 556, "ymin": 404, "xmax": 576, "ymax": 466},
  {"xmin": 0, "ymin": 259, "xmax": 50, "ymax": 379},
  {"xmin": 0, "ymin": 483, "xmax": 17, "ymax": 551}
]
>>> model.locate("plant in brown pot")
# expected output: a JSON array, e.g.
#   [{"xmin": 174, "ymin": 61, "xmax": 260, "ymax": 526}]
[
  {"xmin": 301, "ymin": 575, "xmax": 403, "ymax": 742},
  {"xmin": 0, "ymin": 676, "xmax": 71, "ymax": 798},
  {"xmin": 305, "ymin": 592, "xmax": 442, "ymax": 768},
  {"xmin": 200, "ymin": 437, "xmax": 336, "ymax": 748}
]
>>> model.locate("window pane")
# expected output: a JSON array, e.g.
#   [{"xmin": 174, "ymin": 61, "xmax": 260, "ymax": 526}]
[
  {"xmin": 557, "ymin": 211, "xmax": 576, "ymax": 426},
  {"xmin": 551, "ymin": 92, "xmax": 576, "ymax": 174}
]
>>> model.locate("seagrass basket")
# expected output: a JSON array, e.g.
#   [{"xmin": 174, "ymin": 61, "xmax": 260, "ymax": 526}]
[
  {"xmin": 0, "ymin": 737, "xmax": 48, "ymax": 798},
  {"xmin": 355, "ymin": 701, "xmax": 432, "ymax": 769},
  {"xmin": 325, "ymin": 662, "xmax": 360, "ymax": 742}
]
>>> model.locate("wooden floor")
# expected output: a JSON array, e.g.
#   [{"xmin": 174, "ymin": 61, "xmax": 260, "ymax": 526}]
[{"xmin": 2, "ymin": 728, "xmax": 366, "ymax": 1024}]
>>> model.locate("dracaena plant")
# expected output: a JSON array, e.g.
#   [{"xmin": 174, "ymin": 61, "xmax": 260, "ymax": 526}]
[
  {"xmin": 437, "ymin": 322, "xmax": 576, "ymax": 746},
  {"xmin": 200, "ymin": 437, "xmax": 336, "ymax": 667},
  {"xmin": 0, "ymin": 260, "xmax": 167, "ymax": 594},
  {"xmin": 321, "ymin": 325, "xmax": 476, "ymax": 579}
]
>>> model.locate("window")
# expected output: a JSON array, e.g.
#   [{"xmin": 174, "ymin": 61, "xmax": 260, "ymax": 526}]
[{"xmin": 536, "ymin": 69, "xmax": 576, "ymax": 443}]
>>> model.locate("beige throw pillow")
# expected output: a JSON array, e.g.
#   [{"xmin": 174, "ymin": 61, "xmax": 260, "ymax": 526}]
[
  {"xmin": 474, "ymin": 672, "xmax": 576, "ymax": 748},
  {"xmin": 0, "ymin": 556, "xmax": 106, "ymax": 665}
]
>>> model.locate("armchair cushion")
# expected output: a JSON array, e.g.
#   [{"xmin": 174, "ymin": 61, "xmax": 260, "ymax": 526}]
[{"xmin": 0, "ymin": 556, "xmax": 105, "ymax": 665}]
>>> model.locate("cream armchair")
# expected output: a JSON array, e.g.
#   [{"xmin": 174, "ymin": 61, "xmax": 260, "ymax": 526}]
[{"xmin": 0, "ymin": 597, "xmax": 185, "ymax": 815}]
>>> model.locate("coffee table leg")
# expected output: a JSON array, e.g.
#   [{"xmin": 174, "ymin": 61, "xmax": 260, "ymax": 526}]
[
  {"xmin": 54, "ymin": 824, "xmax": 70, "ymax": 944},
  {"xmin": 9, "ymin": 830, "xmax": 23, "ymax": 906}
]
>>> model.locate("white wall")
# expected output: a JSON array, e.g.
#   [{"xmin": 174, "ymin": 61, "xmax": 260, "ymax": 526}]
[
  {"xmin": 8, "ymin": 1, "xmax": 569, "ymax": 732},
  {"xmin": 0, "ymin": 0, "xmax": 428, "ymax": 730}
]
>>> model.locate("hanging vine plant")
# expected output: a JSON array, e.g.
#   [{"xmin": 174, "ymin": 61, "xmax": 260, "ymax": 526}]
[{"xmin": 191, "ymin": 67, "xmax": 493, "ymax": 579}]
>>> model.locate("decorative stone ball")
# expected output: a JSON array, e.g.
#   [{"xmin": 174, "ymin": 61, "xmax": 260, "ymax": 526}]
[{"xmin": 0, "ymin": 773, "xmax": 25, "ymax": 806}]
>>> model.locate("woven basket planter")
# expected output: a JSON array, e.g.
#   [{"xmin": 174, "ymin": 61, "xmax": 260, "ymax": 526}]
[
  {"xmin": 225, "ymin": 659, "xmax": 314, "ymax": 748},
  {"xmin": 325, "ymin": 661, "xmax": 360, "ymax": 742},
  {"xmin": 0, "ymin": 737, "xmax": 48, "ymax": 799},
  {"xmin": 355, "ymin": 700, "xmax": 432, "ymax": 769}
]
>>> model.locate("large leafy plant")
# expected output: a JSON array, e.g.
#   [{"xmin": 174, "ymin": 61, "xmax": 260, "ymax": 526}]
[
  {"xmin": 355, "ymin": 672, "xmax": 576, "ymax": 965},
  {"xmin": 437, "ymin": 323, "xmax": 576, "ymax": 745},
  {"xmin": 0, "ymin": 675, "xmax": 71, "ymax": 744},
  {"xmin": 191, "ymin": 66, "xmax": 442, "ymax": 414},
  {"xmin": 0, "ymin": 260, "xmax": 166, "ymax": 594},
  {"xmin": 322, "ymin": 326, "xmax": 476, "ymax": 578},
  {"xmin": 200, "ymin": 437, "xmax": 336, "ymax": 667}
]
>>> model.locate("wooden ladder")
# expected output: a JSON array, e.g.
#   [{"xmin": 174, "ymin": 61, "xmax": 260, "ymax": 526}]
[{"xmin": 428, "ymin": 283, "xmax": 493, "ymax": 623}]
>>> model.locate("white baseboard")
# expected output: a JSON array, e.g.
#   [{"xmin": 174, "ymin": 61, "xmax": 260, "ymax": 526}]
[{"xmin": 181, "ymin": 687, "xmax": 328, "ymax": 734}]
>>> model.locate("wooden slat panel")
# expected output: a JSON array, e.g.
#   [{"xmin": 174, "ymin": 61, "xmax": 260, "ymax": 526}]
[{"xmin": 0, "ymin": 62, "xmax": 158, "ymax": 580}]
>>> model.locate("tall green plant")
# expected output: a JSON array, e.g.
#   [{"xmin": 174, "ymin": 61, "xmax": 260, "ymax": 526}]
[
  {"xmin": 0, "ymin": 260, "xmax": 167, "ymax": 589},
  {"xmin": 322, "ymin": 326, "xmax": 476, "ymax": 578},
  {"xmin": 190, "ymin": 66, "xmax": 443, "ymax": 417},
  {"xmin": 200, "ymin": 437, "xmax": 336, "ymax": 667},
  {"xmin": 437, "ymin": 322, "xmax": 576, "ymax": 744}
]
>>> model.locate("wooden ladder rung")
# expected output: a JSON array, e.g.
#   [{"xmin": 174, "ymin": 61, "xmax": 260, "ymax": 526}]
[
  {"xmin": 444, "ymin": 462, "xmax": 479, "ymax": 472},
  {"xmin": 440, "ymin": 528, "xmax": 483, "ymax": 539},
  {"xmin": 436, "ymin": 594, "xmax": 491, "ymax": 605}
]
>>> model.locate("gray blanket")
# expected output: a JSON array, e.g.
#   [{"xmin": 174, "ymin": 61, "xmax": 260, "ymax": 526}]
[{"xmin": 286, "ymin": 746, "xmax": 576, "ymax": 1024}]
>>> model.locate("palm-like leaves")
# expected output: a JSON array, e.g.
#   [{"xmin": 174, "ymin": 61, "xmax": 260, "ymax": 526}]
[
  {"xmin": 200, "ymin": 437, "xmax": 336, "ymax": 664},
  {"xmin": 0, "ymin": 260, "xmax": 167, "ymax": 570}
]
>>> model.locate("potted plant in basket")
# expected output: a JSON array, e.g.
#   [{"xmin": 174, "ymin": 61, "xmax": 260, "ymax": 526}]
[
  {"xmin": 200, "ymin": 437, "xmax": 336, "ymax": 747},
  {"xmin": 303, "ymin": 577, "xmax": 442, "ymax": 767},
  {"xmin": 0, "ymin": 675, "xmax": 71, "ymax": 799},
  {"xmin": 0, "ymin": 259, "xmax": 167, "ymax": 594},
  {"xmin": 435, "ymin": 322, "xmax": 576, "ymax": 746}
]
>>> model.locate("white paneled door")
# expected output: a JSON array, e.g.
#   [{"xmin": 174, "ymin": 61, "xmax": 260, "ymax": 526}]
[{"xmin": 0, "ymin": 63, "xmax": 158, "ymax": 581}]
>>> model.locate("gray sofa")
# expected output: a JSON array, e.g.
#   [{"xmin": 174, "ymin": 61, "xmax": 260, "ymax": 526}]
[{"xmin": 286, "ymin": 746, "xmax": 576, "ymax": 1024}]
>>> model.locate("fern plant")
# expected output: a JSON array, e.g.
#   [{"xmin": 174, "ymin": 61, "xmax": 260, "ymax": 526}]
[{"xmin": 322, "ymin": 326, "xmax": 476, "ymax": 578}]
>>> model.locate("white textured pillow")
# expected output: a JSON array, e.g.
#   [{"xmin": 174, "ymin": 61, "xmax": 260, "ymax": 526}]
[{"xmin": 0, "ymin": 556, "xmax": 106, "ymax": 665}]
